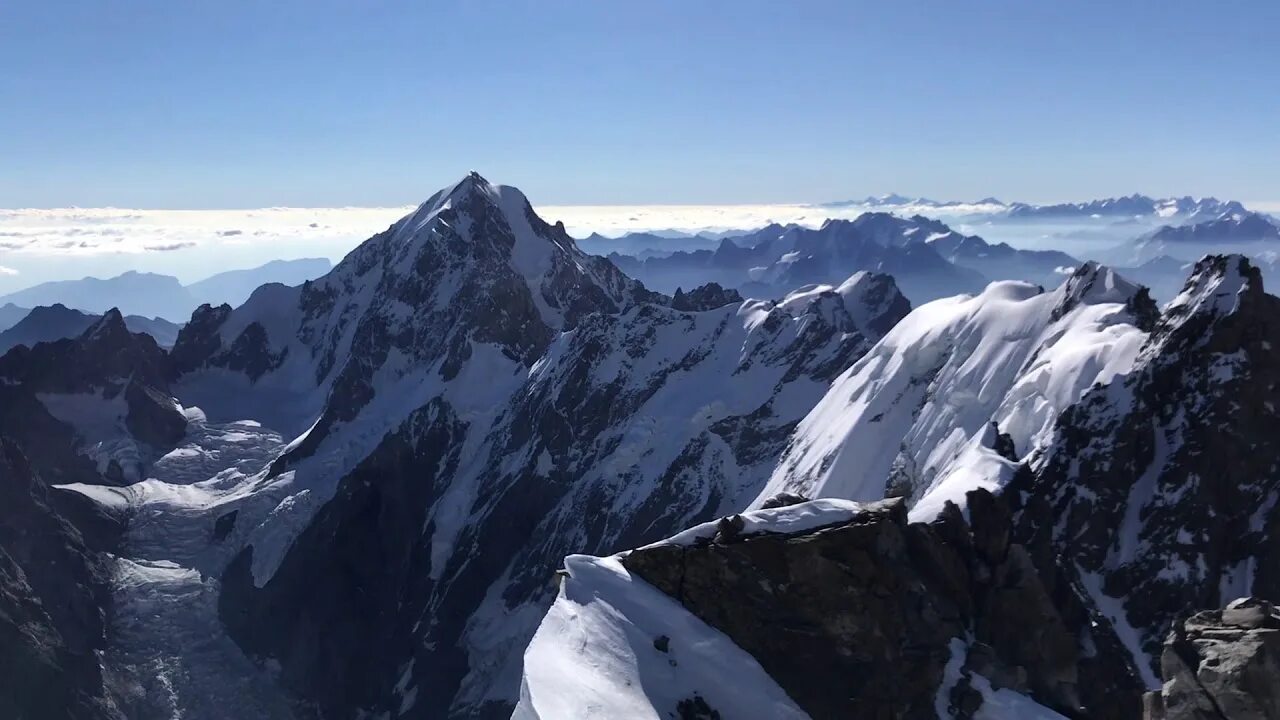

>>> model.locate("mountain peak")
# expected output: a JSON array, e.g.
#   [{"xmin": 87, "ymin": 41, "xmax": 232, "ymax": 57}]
[
  {"xmin": 1165, "ymin": 254, "xmax": 1263, "ymax": 320},
  {"xmin": 79, "ymin": 307, "xmax": 131, "ymax": 346}
]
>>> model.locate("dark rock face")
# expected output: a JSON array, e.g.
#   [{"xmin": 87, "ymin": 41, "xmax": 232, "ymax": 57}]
[
  {"xmin": 0, "ymin": 309, "xmax": 186, "ymax": 485},
  {"xmin": 1013, "ymin": 255, "xmax": 1280, "ymax": 685},
  {"xmin": 0, "ymin": 439, "xmax": 122, "ymax": 719},
  {"xmin": 169, "ymin": 302, "xmax": 232, "ymax": 376},
  {"xmin": 622, "ymin": 492, "xmax": 1107, "ymax": 719},
  {"xmin": 1144, "ymin": 598, "xmax": 1280, "ymax": 720},
  {"xmin": 0, "ymin": 303, "xmax": 183, "ymax": 354},
  {"xmin": 671, "ymin": 283, "xmax": 744, "ymax": 312}
]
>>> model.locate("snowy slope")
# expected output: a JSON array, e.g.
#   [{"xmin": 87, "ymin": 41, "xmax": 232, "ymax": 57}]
[
  {"xmin": 513, "ymin": 554, "xmax": 809, "ymax": 720},
  {"xmin": 756, "ymin": 263, "xmax": 1153, "ymax": 520}
]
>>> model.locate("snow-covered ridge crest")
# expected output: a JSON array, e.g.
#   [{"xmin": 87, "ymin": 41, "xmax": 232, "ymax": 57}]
[
  {"xmin": 639, "ymin": 497, "xmax": 865, "ymax": 549},
  {"xmin": 1162, "ymin": 253, "xmax": 1262, "ymax": 324},
  {"xmin": 755, "ymin": 262, "xmax": 1152, "ymax": 519}
]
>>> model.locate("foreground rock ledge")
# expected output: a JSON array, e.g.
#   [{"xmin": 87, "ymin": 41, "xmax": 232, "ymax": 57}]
[
  {"xmin": 620, "ymin": 493, "xmax": 1104, "ymax": 719},
  {"xmin": 1145, "ymin": 597, "xmax": 1280, "ymax": 720}
]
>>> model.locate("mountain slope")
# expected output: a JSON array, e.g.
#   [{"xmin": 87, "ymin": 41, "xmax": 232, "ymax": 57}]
[
  {"xmin": 0, "ymin": 310, "xmax": 187, "ymax": 486},
  {"xmin": 0, "ymin": 439, "xmax": 123, "ymax": 719},
  {"xmin": 757, "ymin": 262, "xmax": 1154, "ymax": 519},
  {"xmin": 186, "ymin": 257, "xmax": 332, "ymax": 308},
  {"xmin": 0, "ymin": 303, "xmax": 29, "ymax": 332},
  {"xmin": 1009, "ymin": 255, "xmax": 1280, "ymax": 688}
]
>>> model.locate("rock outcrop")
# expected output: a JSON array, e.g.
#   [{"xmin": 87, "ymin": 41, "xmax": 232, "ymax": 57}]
[
  {"xmin": 619, "ymin": 491, "xmax": 1106, "ymax": 719},
  {"xmin": 1013, "ymin": 255, "xmax": 1280, "ymax": 687},
  {"xmin": 671, "ymin": 282, "xmax": 744, "ymax": 312},
  {"xmin": 0, "ymin": 309, "xmax": 186, "ymax": 485},
  {"xmin": 0, "ymin": 438, "xmax": 123, "ymax": 719},
  {"xmin": 1144, "ymin": 597, "xmax": 1280, "ymax": 720}
]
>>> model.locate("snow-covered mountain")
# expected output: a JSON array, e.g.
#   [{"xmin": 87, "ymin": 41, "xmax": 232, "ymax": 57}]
[
  {"xmin": 1007, "ymin": 194, "xmax": 1244, "ymax": 222},
  {"xmin": 8, "ymin": 170, "xmax": 1279, "ymax": 719},
  {"xmin": 518, "ymin": 254, "xmax": 1280, "ymax": 719},
  {"xmin": 0, "ymin": 310, "xmax": 187, "ymax": 486},
  {"xmin": 1009, "ymin": 255, "xmax": 1280, "ymax": 688},
  {"xmin": 1123, "ymin": 209, "xmax": 1280, "ymax": 264},
  {"xmin": 519, "ymin": 493, "xmax": 1086, "ymax": 719},
  {"xmin": 610, "ymin": 213, "xmax": 1086, "ymax": 305},
  {"xmin": 105, "ymin": 172, "xmax": 905, "ymax": 718},
  {"xmin": 757, "ymin": 262, "xmax": 1154, "ymax": 519},
  {"xmin": 611, "ymin": 214, "xmax": 989, "ymax": 303}
]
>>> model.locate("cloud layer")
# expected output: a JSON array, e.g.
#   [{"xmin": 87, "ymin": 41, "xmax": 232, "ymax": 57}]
[
  {"xmin": 0, "ymin": 206, "xmax": 413, "ymax": 257},
  {"xmin": 0, "ymin": 201, "xmax": 915, "ymax": 260}
]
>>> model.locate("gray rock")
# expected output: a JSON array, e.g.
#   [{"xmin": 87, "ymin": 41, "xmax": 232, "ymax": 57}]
[
  {"xmin": 1145, "ymin": 597, "xmax": 1280, "ymax": 720},
  {"xmin": 622, "ymin": 491, "xmax": 1092, "ymax": 719}
]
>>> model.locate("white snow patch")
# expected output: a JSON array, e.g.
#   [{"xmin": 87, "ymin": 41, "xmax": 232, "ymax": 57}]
[{"xmin": 513, "ymin": 554, "xmax": 807, "ymax": 720}]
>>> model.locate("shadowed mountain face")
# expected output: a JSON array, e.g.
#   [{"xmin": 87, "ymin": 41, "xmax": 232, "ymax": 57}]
[
  {"xmin": 0, "ymin": 439, "xmax": 123, "ymax": 720},
  {"xmin": 0, "ymin": 310, "xmax": 186, "ymax": 486},
  {"xmin": 0, "ymin": 303, "xmax": 182, "ymax": 353}
]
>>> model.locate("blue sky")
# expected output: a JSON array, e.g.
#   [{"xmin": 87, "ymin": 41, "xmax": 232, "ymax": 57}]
[{"xmin": 3, "ymin": 1, "xmax": 1278, "ymax": 208}]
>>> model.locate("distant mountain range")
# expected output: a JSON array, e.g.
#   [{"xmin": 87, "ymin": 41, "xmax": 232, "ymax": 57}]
[
  {"xmin": 0, "ymin": 257, "xmax": 332, "ymax": 322},
  {"xmin": 818, "ymin": 192, "xmax": 1246, "ymax": 223},
  {"xmin": 1006, "ymin": 194, "xmax": 1246, "ymax": 222},
  {"xmin": 0, "ymin": 303, "xmax": 182, "ymax": 354},
  {"xmin": 609, "ymin": 213, "xmax": 1079, "ymax": 305},
  {"xmin": 1097, "ymin": 209, "xmax": 1280, "ymax": 266},
  {"xmin": 578, "ymin": 231, "xmax": 722, "ymax": 257}
]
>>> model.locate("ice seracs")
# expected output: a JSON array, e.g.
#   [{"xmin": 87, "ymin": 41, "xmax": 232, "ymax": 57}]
[{"xmin": 756, "ymin": 262, "xmax": 1154, "ymax": 520}]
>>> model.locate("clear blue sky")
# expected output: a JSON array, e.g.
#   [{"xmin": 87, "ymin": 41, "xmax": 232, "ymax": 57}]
[{"xmin": 3, "ymin": 1, "xmax": 1278, "ymax": 208}]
